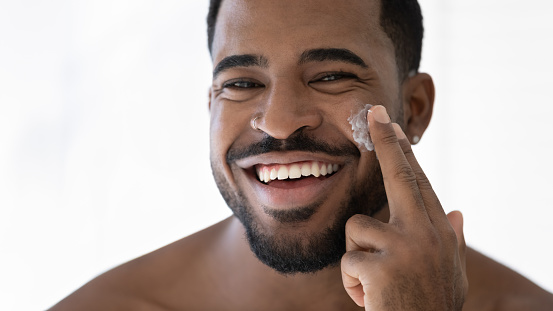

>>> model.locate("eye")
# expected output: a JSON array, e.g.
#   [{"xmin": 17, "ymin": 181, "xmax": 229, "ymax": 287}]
[
  {"xmin": 314, "ymin": 72, "xmax": 358, "ymax": 83},
  {"xmin": 307, "ymin": 71, "xmax": 363, "ymax": 94},
  {"xmin": 217, "ymin": 78, "xmax": 265, "ymax": 102},
  {"xmin": 223, "ymin": 80, "xmax": 264, "ymax": 89}
]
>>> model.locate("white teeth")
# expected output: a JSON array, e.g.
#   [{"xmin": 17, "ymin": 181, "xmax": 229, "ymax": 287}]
[
  {"xmin": 311, "ymin": 162, "xmax": 320, "ymax": 177},
  {"xmin": 289, "ymin": 164, "xmax": 301, "ymax": 179},
  {"xmin": 301, "ymin": 163, "xmax": 311, "ymax": 176},
  {"xmin": 270, "ymin": 168, "xmax": 278, "ymax": 180},
  {"xmin": 257, "ymin": 167, "xmax": 263, "ymax": 181},
  {"xmin": 263, "ymin": 169, "xmax": 270, "ymax": 183},
  {"xmin": 258, "ymin": 161, "xmax": 339, "ymax": 183},
  {"xmin": 320, "ymin": 163, "xmax": 327, "ymax": 176},
  {"xmin": 277, "ymin": 166, "xmax": 288, "ymax": 180}
]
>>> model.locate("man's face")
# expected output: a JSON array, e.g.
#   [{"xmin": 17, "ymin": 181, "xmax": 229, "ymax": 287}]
[{"xmin": 209, "ymin": 0, "xmax": 402, "ymax": 273}]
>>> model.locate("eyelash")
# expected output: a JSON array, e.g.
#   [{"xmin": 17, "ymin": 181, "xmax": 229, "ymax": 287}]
[
  {"xmin": 316, "ymin": 72, "xmax": 358, "ymax": 82},
  {"xmin": 222, "ymin": 80, "xmax": 264, "ymax": 89}
]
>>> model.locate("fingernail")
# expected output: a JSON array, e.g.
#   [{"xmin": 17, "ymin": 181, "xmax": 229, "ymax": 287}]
[
  {"xmin": 392, "ymin": 123, "xmax": 406, "ymax": 139},
  {"xmin": 372, "ymin": 105, "xmax": 390, "ymax": 124}
]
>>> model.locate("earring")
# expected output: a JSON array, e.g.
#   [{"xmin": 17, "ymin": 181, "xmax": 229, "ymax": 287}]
[
  {"xmin": 412, "ymin": 135, "xmax": 420, "ymax": 144},
  {"xmin": 251, "ymin": 116, "xmax": 262, "ymax": 131}
]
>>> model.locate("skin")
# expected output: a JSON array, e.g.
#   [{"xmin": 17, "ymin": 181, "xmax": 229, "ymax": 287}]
[{"xmin": 49, "ymin": 0, "xmax": 553, "ymax": 310}]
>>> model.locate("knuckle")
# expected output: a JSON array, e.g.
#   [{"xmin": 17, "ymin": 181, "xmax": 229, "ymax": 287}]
[
  {"xmin": 378, "ymin": 129, "xmax": 399, "ymax": 146},
  {"xmin": 415, "ymin": 174, "xmax": 432, "ymax": 191},
  {"xmin": 346, "ymin": 214, "xmax": 367, "ymax": 230},
  {"xmin": 345, "ymin": 215, "xmax": 360, "ymax": 236},
  {"xmin": 409, "ymin": 228, "xmax": 442, "ymax": 250},
  {"xmin": 402, "ymin": 143, "xmax": 415, "ymax": 156},
  {"xmin": 392, "ymin": 162, "xmax": 417, "ymax": 183},
  {"xmin": 342, "ymin": 250, "xmax": 366, "ymax": 267},
  {"xmin": 425, "ymin": 230, "xmax": 442, "ymax": 248},
  {"xmin": 345, "ymin": 214, "xmax": 370, "ymax": 238},
  {"xmin": 346, "ymin": 214, "xmax": 384, "ymax": 234}
]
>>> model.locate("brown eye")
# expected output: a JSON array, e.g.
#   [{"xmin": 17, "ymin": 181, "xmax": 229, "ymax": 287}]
[{"xmin": 223, "ymin": 80, "xmax": 264, "ymax": 89}]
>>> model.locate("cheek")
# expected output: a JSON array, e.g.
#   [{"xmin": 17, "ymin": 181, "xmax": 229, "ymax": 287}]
[
  {"xmin": 210, "ymin": 103, "xmax": 247, "ymax": 148},
  {"xmin": 209, "ymin": 102, "xmax": 255, "ymax": 178},
  {"xmin": 209, "ymin": 104, "xmax": 238, "ymax": 172},
  {"xmin": 209, "ymin": 107, "xmax": 226, "ymax": 154},
  {"xmin": 210, "ymin": 114, "xmax": 239, "ymax": 189},
  {"xmin": 323, "ymin": 96, "xmax": 371, "ymax": 149},
  {"xmin": 321, "ymin": 97, "xmax": 378, "ymax": 179}
]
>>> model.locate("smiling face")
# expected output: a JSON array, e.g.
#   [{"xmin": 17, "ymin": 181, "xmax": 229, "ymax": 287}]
[{"xmin": 209, "ymin": 0, "xmax": 404, "ymax": 273}]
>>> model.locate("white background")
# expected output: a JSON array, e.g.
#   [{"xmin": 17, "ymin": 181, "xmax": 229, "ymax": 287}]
[{"xmin": 1, "ymin": 1, "xmax": 552, "ymax": 310}]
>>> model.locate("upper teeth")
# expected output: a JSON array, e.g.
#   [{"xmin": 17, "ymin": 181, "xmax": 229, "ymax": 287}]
[{"xmin": 255, "ymin": 161, "xmax": 340, "ymax": 183}]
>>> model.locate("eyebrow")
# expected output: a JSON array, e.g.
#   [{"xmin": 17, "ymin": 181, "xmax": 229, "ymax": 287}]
[
  {"xmin": 212, "ymin": 48, "xmax": 367, "ymax": 78},
  {"xmin": 213, "ymin": 54, "xmax": 269, "ymax": 78},
  {"xmin": 298, "ymin": 48, "xmax": 368, "ymax": 68}
]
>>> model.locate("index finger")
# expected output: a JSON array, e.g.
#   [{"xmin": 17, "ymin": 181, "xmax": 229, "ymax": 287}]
[{"xmin": 368, "ymin": 105, "xmax": 428, "ymax": 223}]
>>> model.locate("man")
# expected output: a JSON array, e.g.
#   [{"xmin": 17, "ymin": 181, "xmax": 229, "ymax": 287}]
[{"xmin": 51, "ymin": 0, "xmax": 553, "ymax": 310}]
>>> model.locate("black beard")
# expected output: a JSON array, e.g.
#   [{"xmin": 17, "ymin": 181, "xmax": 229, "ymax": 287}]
[{"xmin": 211, "ymin": 132, "xmax": 387, "ymax": 275}]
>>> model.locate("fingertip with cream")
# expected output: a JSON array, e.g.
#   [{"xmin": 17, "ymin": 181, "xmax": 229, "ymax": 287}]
[{"xmin": 368, "ymin": 105, "xmax": 390, "ymax": 124}]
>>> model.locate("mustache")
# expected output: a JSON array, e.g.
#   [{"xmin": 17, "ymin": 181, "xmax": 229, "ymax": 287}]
[{"xmin": 226, "ymin": 130, "xmax": 360, "ymax": 163}]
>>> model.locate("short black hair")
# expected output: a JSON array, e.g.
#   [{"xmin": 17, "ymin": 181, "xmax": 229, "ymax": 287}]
[{"xmin": 207, "ymin": 0, "xmax": 423, "ymax": 81}]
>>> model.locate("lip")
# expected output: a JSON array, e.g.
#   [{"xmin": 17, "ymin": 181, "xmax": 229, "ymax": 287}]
[{"xmin": 234, "ymin": 151, "xmax": 349, "ymax": 209}]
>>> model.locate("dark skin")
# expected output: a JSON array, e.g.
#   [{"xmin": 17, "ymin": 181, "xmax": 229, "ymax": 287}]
[{"xmin": 50, "ymin": 0, "xmax": 553, "ymax": 310}]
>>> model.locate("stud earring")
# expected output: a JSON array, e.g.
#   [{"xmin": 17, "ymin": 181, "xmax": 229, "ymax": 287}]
[{"xmin": 412, "ymin": 135, "xmax": 420, "ymax": 144}]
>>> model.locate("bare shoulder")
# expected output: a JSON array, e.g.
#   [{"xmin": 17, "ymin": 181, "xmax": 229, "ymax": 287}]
[
  {"xmin": 48, "ymin": 217, "xmax": 234, "ymax": 311},
  {"xmin": 464, "ymin": 247, "xmax": 553, "ymax": 311}
]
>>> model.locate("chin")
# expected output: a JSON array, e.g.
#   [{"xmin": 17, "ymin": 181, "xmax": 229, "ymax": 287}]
[{"xmin": 213, "ymin": 158, "xmax": 387, "ymax": 274}]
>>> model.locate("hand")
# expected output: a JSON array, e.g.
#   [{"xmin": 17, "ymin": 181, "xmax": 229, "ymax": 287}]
[{"xmin": 341, "ymin": 105, "xmax": 468, "ymax": 310}]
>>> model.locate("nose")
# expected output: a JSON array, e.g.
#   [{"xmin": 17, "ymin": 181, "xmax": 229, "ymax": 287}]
[{"xmin": 255, "ymin": 80, "xmax": 322, "ymax": 139}]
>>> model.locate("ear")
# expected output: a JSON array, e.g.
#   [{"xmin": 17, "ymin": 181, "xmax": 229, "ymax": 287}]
[
  {"xmin": 401, "ymin": 73, "xmax": 435, "ymax": 144},
  {"xmin": 208, "ymin": 87, "xmax": 212, "ymax": 111}
]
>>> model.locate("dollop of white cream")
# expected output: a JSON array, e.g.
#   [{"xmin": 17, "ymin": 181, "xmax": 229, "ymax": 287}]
[{"xmin": 348, "ymin": 104, "xmax": 374, "ymax": 152}]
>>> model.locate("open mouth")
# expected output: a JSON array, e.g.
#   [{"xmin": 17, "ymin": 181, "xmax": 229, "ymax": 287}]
[
  {"xmin": 254, "ymin": 161, "xmax": 340, "ymax": 184},
  {"xmin": 236, "ymin": 155, "xmax": 347, "ymax": 207}
]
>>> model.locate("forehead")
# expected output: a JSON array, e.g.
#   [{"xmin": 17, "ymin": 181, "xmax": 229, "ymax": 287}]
[{"xmin": 211, "ymin": 0, "xmax": 395, "ymax": 72}]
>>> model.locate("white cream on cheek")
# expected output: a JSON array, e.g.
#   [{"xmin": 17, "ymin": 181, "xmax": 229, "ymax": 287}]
[{"xmin": 348, "ymin": 103, "xmax": 373, "ymax": 152}]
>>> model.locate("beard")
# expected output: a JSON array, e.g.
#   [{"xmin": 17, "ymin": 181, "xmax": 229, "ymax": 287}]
[{"xmin": 211, "ymin": 131, "xmax": 387, "ymax": 275}]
